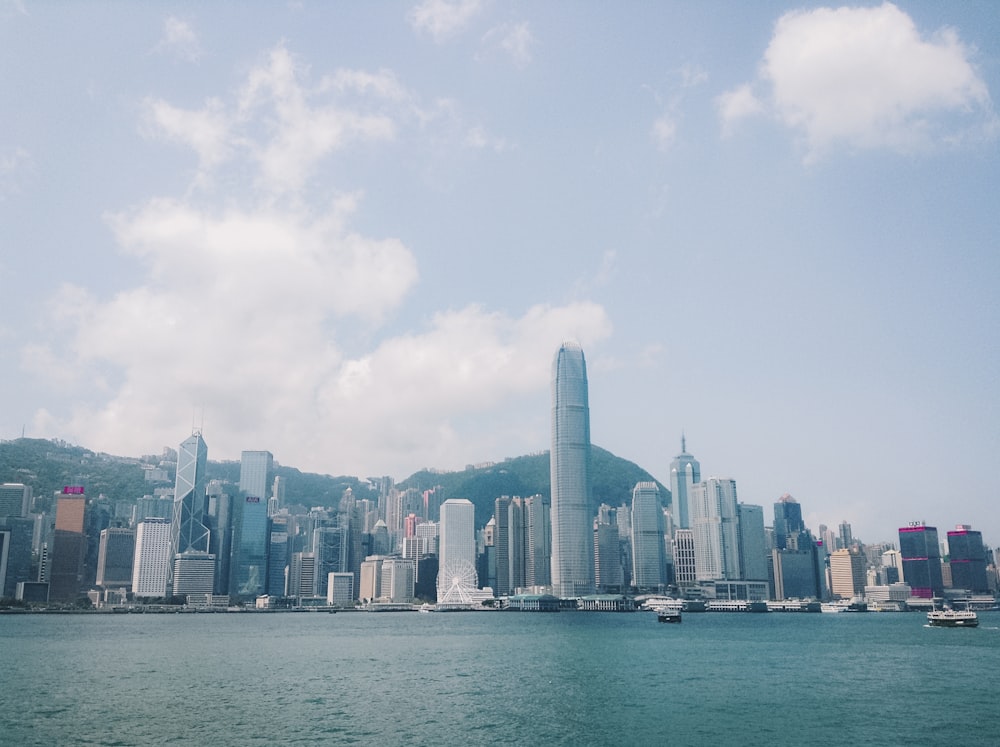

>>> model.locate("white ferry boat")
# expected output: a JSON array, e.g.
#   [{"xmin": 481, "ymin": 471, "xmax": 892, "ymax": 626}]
[{"xmin": 927, "ymin": 609, "xmax": 978, "ymax": 628}]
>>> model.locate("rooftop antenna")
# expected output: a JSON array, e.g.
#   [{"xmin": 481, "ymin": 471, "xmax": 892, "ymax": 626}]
[{"xmin": 681, "ymin": 430, "xmax": 686, "ymax": 454}]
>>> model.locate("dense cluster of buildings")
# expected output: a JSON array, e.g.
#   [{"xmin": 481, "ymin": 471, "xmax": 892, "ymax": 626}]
[{"xmin": 1, "ymin": 343, "xmax": 996, "ymax": 610}]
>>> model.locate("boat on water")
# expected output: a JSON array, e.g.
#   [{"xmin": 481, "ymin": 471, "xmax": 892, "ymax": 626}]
[
  {"xmin": 927, "ymin": 609, "xmax": 979, "ymax": 628},
  {"xmin": 657, "ymin": 609, "xmax": 682, "ymax": 624}
]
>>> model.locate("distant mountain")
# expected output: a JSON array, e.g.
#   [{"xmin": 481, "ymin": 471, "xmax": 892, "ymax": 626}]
[
  {"xmin": 399, "ymin": 446, "xmax": 669, "ymax": 529},
  {"xmin": 0, "ymin": 438, "xmax": 668, "ymax": 529}
]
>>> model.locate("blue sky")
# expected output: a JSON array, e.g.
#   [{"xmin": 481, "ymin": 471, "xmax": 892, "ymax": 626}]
[{"xmin": 1, "ymin": 1, "xmax": 997, "ymax": 546}]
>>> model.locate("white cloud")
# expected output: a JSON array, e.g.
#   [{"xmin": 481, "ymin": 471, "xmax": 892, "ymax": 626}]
[
  {"xmin": 480, "ymin": 21, "xmax": 535, "ymax": 68},
  {"xmin": 719, "ymin": 3, "xmax": 996, "ymax": 159},
  {"xmin": 651, "ymin": 116, "xmax": 677, "ymax": 152},
  {"xmin": 716, "ymin": 84, "xmax": 764, "ymax": 138},
  {"xmin": 464, "ymin": 125, "xmax": 508, "ymax": 152},
  {"xmin": 154, "ymin": 16, "xmax": 202, "ymax": 62},
  {"xmin": 28, "ymin": 43, "xmax": 613, "ymax": 478},
  {"xmin": 409, "ymin": 0, "xmax": 485, "ymax": 43}
]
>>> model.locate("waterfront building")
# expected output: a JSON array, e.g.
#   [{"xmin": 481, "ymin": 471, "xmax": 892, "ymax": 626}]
[
  {"xmin": 267, "ymin": 514, "xmax": 289, "ymax": 597},
  {"xmin": 829, "ymin": 548, "xmax": 866, "ymax": 599},
  {"xmin": 230, "ymin": 493, "xmax": 269, "ymax": 598},
  {"xmin": 49, "ymin": 489, "xmax": 87, "ymax": 601},
  {"xmin": 437, "ymin": 498, "xmax": 477, "ymax": 602},
  {"xmin": 173, "ymin": 552, "xmax": 216, "ymax": 597},
  {"xmin": 524, "ymin": 494, "xmax": 550, "ymax": 588},
  {"xmin": 359, "ymin": 555, "xmax": 384, "ymax": 601},
  {"xmin": 205, "ymin": 480, "xmax": 232, "ymax": 594},
  {"xmin": 314, "ymin": 523, "xmax": 349, "ymax": 598},
  {"xmin": 668, "ymin": 436, "xmax": 700, "ymax": 530},
  {"xmin": 898, "ymin": 522, "xmax": 944, "ymax": 598},
  {"xmin": 132, "ymin": 518, "xmax": 172, "ymax": 598},
  {"xmin": 595, "ymin": 520, "xmax": 624, "ymax": 593},
  {"xmin": 96, "ymin": 527, "xmax": 135, "ymax": 588},
  {"xmin": 947, "ymin": 525, "xmax": 989, "ymax": 593},
  {"xmin": 380, "ymin": 557, "xmax": 415, "ymax": 602},
  {"xmin": 673, "ymin": 529, "xmax": 696, "ymax": 588},
  {"xmin": 172, "ymin": 432, "xmax": 210, "ymax": 561},
  {"xmin": 550, "ymin": 341, "xmax": 595, "ymax": 597},
  {"xmin": 737, "ymin": 503, "xmax": 768, "ymax": 583},
  {"xmin": 630, "ymin": 482, "xmax": 665, "ymax": 591},
  {"xmin": 327, "ymin": 572, "xmax": 354, "ymax": 606},
  {"xmin": 690, "ymin": 478, "xmax": 740, "ymax": 582},
  {"xmin": 0, "ymin": 516, "xmax": 34, "ymax": 598},
  {"xmin": 0, "ymin": 483, "xmax": 31, "ymax": 518},
  {"xmin": 239, "ymin": 451, "xmax": 273, "ymax": 503},
  {"xmin": 289, "ymin": 551, "xmax": 317, "ymax": 600},
  {"xmin": 771, "ymin": 539, "xmax": 825, "ymax": 600}
]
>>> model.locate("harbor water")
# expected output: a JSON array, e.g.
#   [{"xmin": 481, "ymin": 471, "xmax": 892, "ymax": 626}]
[{"xmin": 2, "ymin": 610, "xmax": 998, "ymax": 746}]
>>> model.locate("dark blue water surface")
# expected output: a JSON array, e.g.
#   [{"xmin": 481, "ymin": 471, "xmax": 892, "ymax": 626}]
[{"xmin": 2, "ymin": 610, "xmax": 998, "ymax": 746}]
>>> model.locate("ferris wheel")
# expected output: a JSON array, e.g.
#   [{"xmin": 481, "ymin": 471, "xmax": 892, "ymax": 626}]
[{"xmin": 436, "ymin": 559, "xmax": 478, "ymax": 604}]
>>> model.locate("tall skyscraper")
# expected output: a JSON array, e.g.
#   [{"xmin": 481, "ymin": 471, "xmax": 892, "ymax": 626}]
[
  {"xmin": 550, "ymin": 341, "xmax": 595, "ymax": 597},
  {"xmin": 239, "ymin": 451, "xmax": 273, "ymax": 501},
  {"xmin": 524, "ymin": 494, "xmax": 550, "ymax": 588},
  {"xmin": 898, "ymin": 522, "xmax": 944, "ymax": 599},
  {"xmin": 437, "ymin": 498, "xmax": 477, "ymax": 602},
  {"xmin": 630, "ymin": 482, "xmax": 665, "ymax": 590},
  {"xmin": 736, "ymin": 503, "xmax": 768, "ymax": 582},
  {"xmin": 690, "ymin": 478, "xmax": 741, "ymax": 582},
  {"xmin": 172, "ymin": 432, "xmax": 210, "ymax": 557},
  {"xmin": 132, "ymin": 518, "xmax": 172, "ymax": 598},
  {"xmin": 49, "ymin": 488, "xmax": 87, "ymax": 601},
  {"xmin": 773, "ymin": 494, "xmax": 805, "ymax": 550},
  {"xmin": 947, "ymin": 525, "xmax": 989, "ymax": 593},
  {"xmin": 669, "ymin": 436, "xmax": 700, "ymax": 530}
]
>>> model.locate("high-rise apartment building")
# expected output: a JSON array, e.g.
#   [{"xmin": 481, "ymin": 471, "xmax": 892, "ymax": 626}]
[
  {"xmin": 947, "ymin": 525, "xmax": 989, "ymax": 593},
  {"xmin": 550, "ymin": 341, "xmax": 595, "ymax": 597},
  {"xmin": 898, "ymin": 522, "xmax": 944, "ymax": 599},
  {"xmin": 690, "ymin": 478, "xmax": 740, "ymax": 582},
  {"xmin": 669, "ymin": 436, "xmax": 700, "ymax": 530},
  {"xmin": 630, "ymin": 482, "xmax": 665, "ymax": 590}
]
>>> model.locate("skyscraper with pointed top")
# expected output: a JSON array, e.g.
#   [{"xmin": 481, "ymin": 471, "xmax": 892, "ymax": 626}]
[
  {"xmin": 172, "ymin": 431, "xmax": 209, "ymax": 556},
  {"xmin": 550, "ymin": 341, "xmax": 595, "ymax": 597},
  {"xmin": 669, "ymin": 435, "xmax": 700, "ymax": 530}
]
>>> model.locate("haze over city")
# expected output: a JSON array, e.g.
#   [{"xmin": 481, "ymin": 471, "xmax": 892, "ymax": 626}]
[{"xmin": 1, "ymin": 2, "xmax": 997, "ymax": 545}]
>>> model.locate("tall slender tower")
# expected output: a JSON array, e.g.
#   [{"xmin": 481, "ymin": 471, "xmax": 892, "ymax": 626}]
[
  {"xmin": 550, "ymin": 341, "xmax": 595, "ymax": 597},
  {"xmin": 172, "ymin": 431, "xmax": 209, "ymax": 556},
  {"xmin": 669, "ymin": 436, "xmax": 700, "ymax": 530}
]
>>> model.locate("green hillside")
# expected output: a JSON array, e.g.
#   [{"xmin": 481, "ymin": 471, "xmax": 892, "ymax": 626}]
[
  {"xmin": 399, "ymin": 446, "xmax": 669, "ymax": 528},
  {"xmin": 0, "ymin": 438, "xmax": 667, "ymax": 528}
]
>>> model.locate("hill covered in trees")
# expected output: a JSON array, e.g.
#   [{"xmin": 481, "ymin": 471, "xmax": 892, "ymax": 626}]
[
  {"xmin": 399, "ymin": 447, "xmax": 669, "ymax": 528},
  {"xmin": 0, "ymin": 438, "xmax": 668, "ymax": 528}
]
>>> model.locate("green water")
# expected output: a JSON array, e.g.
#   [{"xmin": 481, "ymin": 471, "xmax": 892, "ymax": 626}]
[{"xmin": 2, "ymin": 610, "xmax": 998, "ymax": 746}]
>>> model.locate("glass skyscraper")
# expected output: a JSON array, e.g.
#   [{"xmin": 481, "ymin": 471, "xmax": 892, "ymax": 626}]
[
  {"xmin": 630, "ymin": 482, "xmax": 665, "ymax": 590},
  {"xmin": 172, "ymin": 432, "xmax": 209, "ymax": 556},
  {"xmin": 898, "ymin": 522, "xmax": 944, "ymax": 599},
  {"xmin": 550, "ymin": 341, "xmax": 595, "ymax": 597},
  {"xmin": 669, "ymin": 436, "xmax": 700, "ymax": 530}
]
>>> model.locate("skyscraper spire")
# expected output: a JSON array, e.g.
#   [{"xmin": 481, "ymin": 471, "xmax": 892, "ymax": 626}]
[{"xmin": 681, "ymin": 431, "xmax": 686, "ymax": 454}]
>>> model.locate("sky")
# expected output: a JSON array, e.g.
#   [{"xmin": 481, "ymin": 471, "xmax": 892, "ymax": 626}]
[{"xmin": 1, "ymin": 1, "xmax": 998, "ymax": 546}]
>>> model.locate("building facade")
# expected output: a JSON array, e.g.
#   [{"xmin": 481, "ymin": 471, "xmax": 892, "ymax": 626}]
[
  {"xmin": 668, "ymin": 436, "xmax": 700, "ymax": 530},
  {"xmin": 549, "ymin": 341, "xmax": 595, "ymax": 597}
]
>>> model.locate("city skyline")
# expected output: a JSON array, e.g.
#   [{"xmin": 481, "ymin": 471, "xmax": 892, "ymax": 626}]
[{"xmin": 1, "ymin": 3, "xmax": 998, "ymax": 547}]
